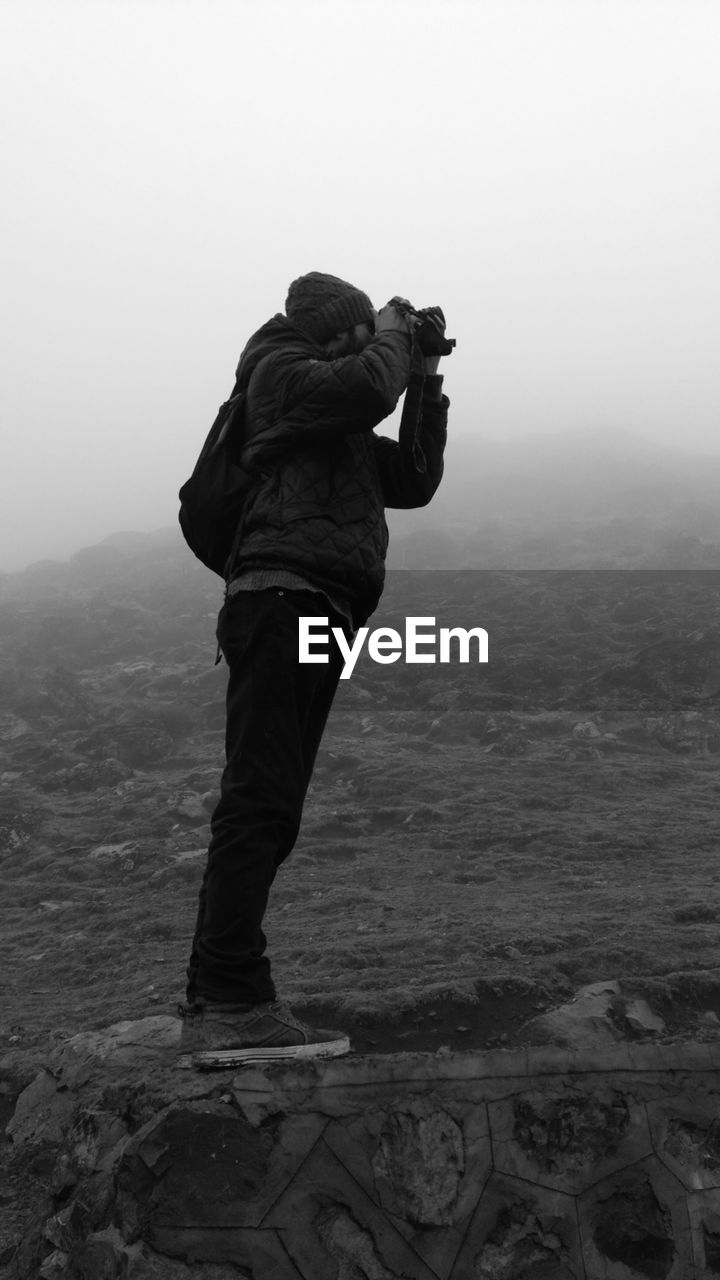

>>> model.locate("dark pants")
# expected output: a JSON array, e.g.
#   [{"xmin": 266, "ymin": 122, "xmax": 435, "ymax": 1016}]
[{"xmin": 186, "ymin": 588, "xmax": 347, "ymax": 1004}]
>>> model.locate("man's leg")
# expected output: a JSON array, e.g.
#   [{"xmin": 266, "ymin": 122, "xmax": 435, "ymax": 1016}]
[{"xmin": 185, "ymin": 588, "xmax": 345, "ymax": 1006}]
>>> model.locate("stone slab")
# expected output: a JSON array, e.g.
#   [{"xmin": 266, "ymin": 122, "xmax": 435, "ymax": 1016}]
[{"xmin": 8, "ymin": 1027, "xmax": 720, "ymax": 1278}]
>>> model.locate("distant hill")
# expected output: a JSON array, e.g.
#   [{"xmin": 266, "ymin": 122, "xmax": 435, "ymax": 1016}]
[
  {"xmin": 387, "ymin": 427, "xmax": 720, "ymax": 568},
  {"xmin": 435, "ymin": 426, "xmax": 720, "ymax": 520},
  {"xmin": 3, "ymin": 428, "xmax": 720, "ymax": 592}
]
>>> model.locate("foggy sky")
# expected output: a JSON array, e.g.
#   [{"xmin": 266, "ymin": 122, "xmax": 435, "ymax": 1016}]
[{"xmin": 1, "ymin": 0, "xmax": 719, "ymax": 571}]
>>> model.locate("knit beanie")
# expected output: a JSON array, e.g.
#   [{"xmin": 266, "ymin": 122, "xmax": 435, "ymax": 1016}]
[{"xmin": 285, "ymin": 271, "xmax": 374, "ymax": 344}]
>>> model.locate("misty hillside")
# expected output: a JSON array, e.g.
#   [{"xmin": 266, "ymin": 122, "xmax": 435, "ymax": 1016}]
[
  {"xmin": 3, "ymin": 461, "xmax": 720, "ymax": 1094},
  {"xmin": 389, "ymin": 427, "xmax": 720, "ymax": 569},
  {"xmin": 446, "ymin": 426, "xmax": 720, "ymax": 514},
  {"xmin": 3, "ymin": 429, "xmax": 720, "ymax": 594}
]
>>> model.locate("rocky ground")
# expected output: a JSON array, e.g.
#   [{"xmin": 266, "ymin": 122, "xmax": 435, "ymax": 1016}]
[{"xmin": 3, "ymin": 555, "xmax": 720, "ymax": 1050}]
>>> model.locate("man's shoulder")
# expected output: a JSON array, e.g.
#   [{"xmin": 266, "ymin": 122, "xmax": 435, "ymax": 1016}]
[{"xmin": 254, "ymin": 345, "xmax": 325, "ymax": 379}]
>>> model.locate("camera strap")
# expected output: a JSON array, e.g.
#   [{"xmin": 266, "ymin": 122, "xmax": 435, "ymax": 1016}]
[{"xmin": 397, "ymin": 335, "xmax": 428, "ymax": 473}]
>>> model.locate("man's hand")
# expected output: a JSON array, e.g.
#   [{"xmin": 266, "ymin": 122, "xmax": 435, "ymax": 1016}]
[
  {"xmin": 375, "ymin": 300, "xmax": 413, "ymax": 336},
  {"xmin": 376, "ymin": 300, "xmax": 448, "ymax": 375},
  {"xmin": 421, "ymin": 306, "xmax": 447, "ymax": 375}
]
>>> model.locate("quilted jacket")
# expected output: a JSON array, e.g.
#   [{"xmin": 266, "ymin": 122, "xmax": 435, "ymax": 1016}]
[{"xmin": 229, "ymin": 314, "xmax": 448, "ymax": 626}]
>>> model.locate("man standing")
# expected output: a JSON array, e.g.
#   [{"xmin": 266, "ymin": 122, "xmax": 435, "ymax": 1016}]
[{"xmin": 180, "ymin": 271, "xmax": 449, "ymax": 1066}]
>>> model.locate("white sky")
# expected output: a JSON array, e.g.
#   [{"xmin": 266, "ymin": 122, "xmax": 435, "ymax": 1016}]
[{"xmin": 1, "ymin": 0, "xmax": 719, "ymax": 571}]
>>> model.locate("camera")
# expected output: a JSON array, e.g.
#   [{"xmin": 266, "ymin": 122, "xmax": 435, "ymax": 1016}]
[{"xmin": 388, "ymin": 297, "xmax": 456, "ymax": 357}]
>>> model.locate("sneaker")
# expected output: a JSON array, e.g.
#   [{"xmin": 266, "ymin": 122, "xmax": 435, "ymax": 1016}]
[{"xmin": 177, "ymin": 999, "xmax": 351, "ymax": 1068}]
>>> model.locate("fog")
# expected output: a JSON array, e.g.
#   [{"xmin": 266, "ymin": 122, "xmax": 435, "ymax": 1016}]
[{"xmin": 1, "ymin": 0, "xmax": 719, "ymax": 571}]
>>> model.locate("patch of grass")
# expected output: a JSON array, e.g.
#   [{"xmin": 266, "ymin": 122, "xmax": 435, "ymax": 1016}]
[{"xmin": 672, "ymin": 904, "xmax": 719, "ymax": 924}]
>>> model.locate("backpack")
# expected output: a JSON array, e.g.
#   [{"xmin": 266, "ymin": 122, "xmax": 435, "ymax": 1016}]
[{"xmin": 178, "ymin": 387, "xmax": 253, "ymax": 578}]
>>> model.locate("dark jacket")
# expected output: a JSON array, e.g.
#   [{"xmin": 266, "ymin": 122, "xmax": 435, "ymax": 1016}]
[{"xmin": 230, "ymin": 315, "xmax": 448, "ymax": 626}]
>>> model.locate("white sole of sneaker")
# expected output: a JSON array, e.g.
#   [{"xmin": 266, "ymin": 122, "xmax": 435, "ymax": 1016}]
[{"xmin": 178, "ymin": 1035, "xmax": 352, "ymax": 1070}]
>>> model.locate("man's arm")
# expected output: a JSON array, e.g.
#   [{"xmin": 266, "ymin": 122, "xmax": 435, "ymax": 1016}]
[
  {"xmin": 373, "ymin": 377, "xmax": 449, "ymax": 508},
  {"xmin": 266, "ymin": 307, "xmax": 414, "ymax": 435}
]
